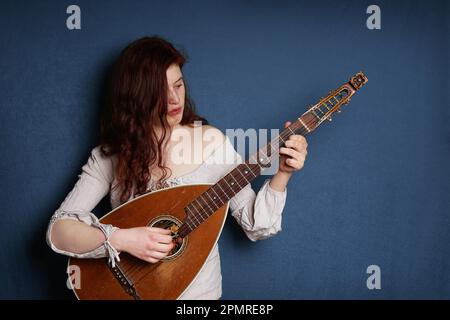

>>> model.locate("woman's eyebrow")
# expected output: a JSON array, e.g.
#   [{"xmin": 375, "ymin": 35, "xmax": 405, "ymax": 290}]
[{"xmin": 174, "ymin": 76, "xmax": 183, "ymax": 83}]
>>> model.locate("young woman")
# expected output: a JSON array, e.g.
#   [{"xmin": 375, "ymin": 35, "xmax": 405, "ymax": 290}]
[{"xmin": 46, "ymin": 36, "xmax": 308, "ymax": 299}]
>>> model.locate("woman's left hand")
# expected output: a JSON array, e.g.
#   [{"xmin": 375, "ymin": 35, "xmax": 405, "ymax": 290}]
[{"xmin": 278, "ymin": 121, "xmax": 308, "ymax": 174}]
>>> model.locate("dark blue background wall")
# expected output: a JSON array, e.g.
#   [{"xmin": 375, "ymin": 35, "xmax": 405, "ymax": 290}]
[{"xmin": 0, "ymin": 0, "xmax": 448, "ymax": 299}]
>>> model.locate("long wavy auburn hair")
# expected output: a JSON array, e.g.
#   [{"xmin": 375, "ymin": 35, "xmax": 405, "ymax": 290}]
[{"xmin": 99, "ymin": 36, "xmax": 208, "ymax": 203}]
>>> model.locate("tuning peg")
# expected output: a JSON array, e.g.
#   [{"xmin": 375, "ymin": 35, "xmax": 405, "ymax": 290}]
[
  {"xmin": 337, "ymin": 110, "xmax": 342, "ymax": 113},
  {"xmin": 327, "ymin": 117, "xmax": 332, "ymax": 122}
]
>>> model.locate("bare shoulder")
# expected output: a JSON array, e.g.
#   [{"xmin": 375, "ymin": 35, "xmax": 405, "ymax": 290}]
[
  {"xmin": 200, "ymin": 125, "xmax": 226, "ymax": 160},
  {"xmin": 201, "ymin": 125, "xmax": 225, "ymax": 142},
  {"xmin": 183, "ymin": 123, "xmax": 227, "ymax": 161}
]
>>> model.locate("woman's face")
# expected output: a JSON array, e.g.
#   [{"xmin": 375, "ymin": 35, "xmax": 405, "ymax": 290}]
[{"xmin": 166, "ymin": 63, "xmax": 185, "ymax": 127}]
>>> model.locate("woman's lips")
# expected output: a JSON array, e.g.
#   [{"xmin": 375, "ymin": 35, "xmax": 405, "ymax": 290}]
[{"xmin": 168, "ymin": 107, "xmax": 182, "ymax": 117}]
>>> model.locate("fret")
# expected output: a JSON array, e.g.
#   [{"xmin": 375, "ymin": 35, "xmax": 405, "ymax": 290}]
[
  {"xmin": 205, "ymin": 193, "xmax": 218, "ymax": 212},
  {"xmin": 257, "ymin": 147, "xmax": 271, "ymax": 166},
  {"xmin": 229, "ymin": 171, "xmax": 244, "ymax": 189},
  {"xmin": 288, "ymin": 120, "xmax": 307, "ymax": 137},
  {"xmin": 189, "ymin": 211, "xmax": 202, "ymax": 229},
  {"xmin": 210, "ymin": 185, "xmax": 224, "ymax": 205},
  {"xmin": 193, "ymin": 199, "xmax": 207, "ymax": 221},
  {"xmin": 287, "ymin": 126, "xmax": 295, "ymax": 135},
  {"xmin": 197, "ymin": 196, "xmax": 213, "ymax": 217},
  {"xmin": 283, "ymin": 127, "xmax": 292, "ymax": 137},
  {"xmin": 249, "ymin": 154, "xmax": 258, "ymax": 166},
  {"xmin": 249, "ymin": 155, "xmax": 264, "ymax": 171},
  {"xmin": 189, "ymin": 201, "xmax": 201, "ymax": 217},
  {"xmin": 189, "ymin": 215, "xmax": 197, "ymax": 229},
  {"xmin": 243, "ymin": 162, "xmax": 257, "ymax": 179},
  {"xmin": 299, "ymin": 117, "xmax": 311, "ymax": 133},
  {"xmin": 266, "ymin": 143, "xmax": 273, "ymax": 157},
  {"xmin": 206, "ymin": 189, "xmax": 224, "ymax": 209},
  {"xmin": 223, "ymin": 177, "xmax": 236, "ymax": 195},
  {"xmin": 187, "ymin": 216, "xmax": 196, "ymax": 230},
  {"xmin": 237, "ymin": 164, "xmax": 258, "ymax": 188},
  {"xmin": 222, "ymin": 176, "xmax": 236, "ymax": 195},
  {"xmin": 260, "ymin": 147, "xmax": 269, "ymax": 160},
  {"xmin": 215, "ymin": 179, "xmax": 229, "ymax": 198},
  {"xmin": 199, "ymin": 194, "xmax": 214, "ymax": 215},
  {"xmin": 204, "ymin": 190, "xmax": 218, "ymax": 209},
  {"xmin": 190, "ymin": 202, "xmax": 202, "ymax": 225},
  {"xmin": 271, "ymin": 140, "xmax": 281, "ymax": 162},
  {"xmin": 184, "ymin": 217, "xmax": 194, "ymax": 230},
  {"xmin": 251, "ymin": 163, "xmax": 261, "ymax": 176},
  {"xmin": 226, "ymin": 174, "xmax": 241, "ymax": 194},
  {"xmin": 235, "ymin": 166, "xmax": 250, "ymax": 184},
  {"xmin": 226, "ymin": 177, "xmax": 236, "ymax": 190}
]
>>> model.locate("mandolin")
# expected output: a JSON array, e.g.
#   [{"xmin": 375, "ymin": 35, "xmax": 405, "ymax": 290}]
[{"xmin": 68, "ymin": 72, "xmax": 368, "ymax": 299}]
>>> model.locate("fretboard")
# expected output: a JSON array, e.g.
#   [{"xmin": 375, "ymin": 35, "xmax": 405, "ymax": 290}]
[{"xmin": 178, "ymin": 114, "xmax": 317, "ymax": 238}]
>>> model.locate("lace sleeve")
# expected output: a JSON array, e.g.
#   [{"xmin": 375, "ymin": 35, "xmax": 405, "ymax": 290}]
[{"xmin": 46, "ymin": 146, "xmax": 121, "ymax": 266}]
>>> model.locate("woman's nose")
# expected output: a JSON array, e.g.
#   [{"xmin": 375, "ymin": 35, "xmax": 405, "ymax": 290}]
[{"xmin": 168, "ymin": 88, "xmax": 179, "ymax": 105}]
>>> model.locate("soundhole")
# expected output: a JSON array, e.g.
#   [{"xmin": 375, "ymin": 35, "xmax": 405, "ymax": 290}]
[{"xmin": 148, "ymin": 215, "xmax": 187, "ymax": 260}]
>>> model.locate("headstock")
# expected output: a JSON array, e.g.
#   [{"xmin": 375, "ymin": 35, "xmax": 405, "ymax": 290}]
[{"xmin": 297, "ymin": 71, "xmax": 368, "ymax": 132}]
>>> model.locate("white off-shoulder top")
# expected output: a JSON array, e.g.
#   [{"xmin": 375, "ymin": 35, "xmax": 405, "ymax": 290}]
[{"xmin": 46, "ymin": 135, "xmax": 287, "ymax": 300}]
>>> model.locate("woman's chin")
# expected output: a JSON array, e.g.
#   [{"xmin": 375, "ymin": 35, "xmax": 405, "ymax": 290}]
[{"xmin": 167, "ymin": 116, "xmax": 182, "ymax": 127}]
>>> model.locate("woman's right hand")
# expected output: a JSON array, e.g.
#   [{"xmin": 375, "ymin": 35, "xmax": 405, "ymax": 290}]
[{"xmin": 109, "ymin": 227, "xmax": 174, "ymax": 263}]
